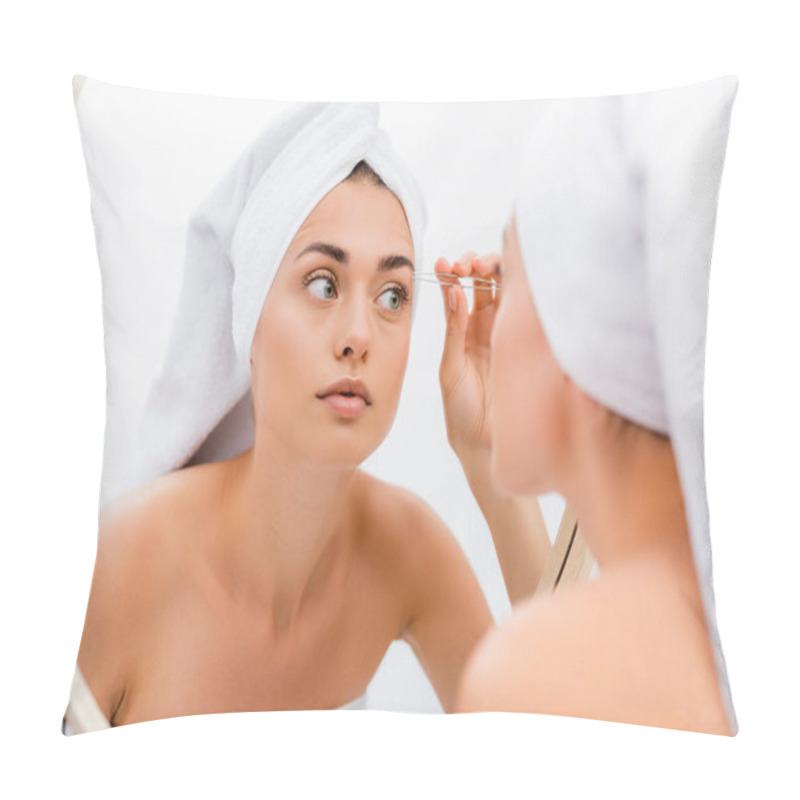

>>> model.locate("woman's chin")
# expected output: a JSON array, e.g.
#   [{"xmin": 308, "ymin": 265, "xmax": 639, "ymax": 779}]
[
  {"xmin": 303, "ymin": 402, "xmax": 396, "ymax": 469},
  {"xmin": 311, "ymin": 438, "xmax": 382, "ymax": 470}
]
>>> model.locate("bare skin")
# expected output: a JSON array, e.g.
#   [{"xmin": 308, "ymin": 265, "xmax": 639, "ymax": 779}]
[
  {"xmin": 77, "ymin": 460, "xmax": 490, "ymax": 725},
  {"xmin": 75, "ymin": 174, "xmax": 493, "ymax": 726},
  {"xmin": 439, "ymin": 215, "xmax": 732, "ymax": 735}
]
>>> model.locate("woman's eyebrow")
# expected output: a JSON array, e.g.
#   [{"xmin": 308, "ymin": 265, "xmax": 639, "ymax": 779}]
[
  {"xmin": 297, "ymin": 242, "xmax": 347, "ymax": 264},
  {"xmin": 296, "ymin": 242, "xmax": 414, "ymax": 272},
  {"xmin": 379, "ymin": 254, "xmax": 414, "ymax": 273}
]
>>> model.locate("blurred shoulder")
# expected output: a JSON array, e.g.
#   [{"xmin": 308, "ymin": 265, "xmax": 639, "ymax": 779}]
[{"xmin": 455, "ymin": 562, "xmax": 732, "ymax": 734}]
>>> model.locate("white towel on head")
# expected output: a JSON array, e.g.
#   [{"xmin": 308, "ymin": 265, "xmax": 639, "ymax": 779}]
[
  {"xmin": 514, "ymin": 76, "xmax": 739, "ymax": 732},
  {"xmin": 129, "ymin": 102, "xmax": 426, "ymax": 490}
]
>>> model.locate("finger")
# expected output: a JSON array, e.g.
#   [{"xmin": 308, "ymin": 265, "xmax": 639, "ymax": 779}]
[
  {"xmin": 434, "ymin": 257, "xmax": 458, "ymax": 314},
  {"xmin": 439, "ymin": 283, "xmax": 468, "ymax": 392},
  {"xmin": 452, "ymin": 252, "xmax": 478, "ymax": 276},
  {"xmin": 471, "ymin": 254, "xmax": 502, "ymax": 312},
  {"xmin": 473, "ymin": 253, "xmax": 502, "ymax": 277},
  {"xmin": 434, "ymin": 256, "xmax": 452, "ymax": 276}
]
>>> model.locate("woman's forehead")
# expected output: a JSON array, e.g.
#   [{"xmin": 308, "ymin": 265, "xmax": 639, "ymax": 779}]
[
  {"xmin": 305, "ymin": 181, "xmax": 408, "ymax": 228},
  {"xmin": 289, "ymin": 185, "xmax": 414, "ymax": 262}
]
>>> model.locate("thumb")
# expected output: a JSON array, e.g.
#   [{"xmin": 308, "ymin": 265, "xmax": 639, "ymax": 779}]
[{"xmin": 440, "ymin": 285, "xmax": 468, "ymax": 391}]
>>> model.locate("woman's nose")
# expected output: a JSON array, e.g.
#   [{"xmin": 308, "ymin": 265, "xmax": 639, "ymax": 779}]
[{"xmin": 337, "ymin": 296, "xmax": 370, "ymax": 361}]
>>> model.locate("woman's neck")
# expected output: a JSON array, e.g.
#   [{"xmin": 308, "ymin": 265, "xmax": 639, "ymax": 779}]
[
  {"xmin": 215, "ymin": 427, "xmax": 361, "ymax": 636},
  {"xmin": 560, "ymin": 408, "xmax": 701, "ymax": 604}
]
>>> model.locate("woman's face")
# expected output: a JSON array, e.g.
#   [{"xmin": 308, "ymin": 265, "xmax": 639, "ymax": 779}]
[
  {"xmin": 489, "ymin": 211, "xmax": 569, "ymax": 495},
  {"xmin": 250, "ymin": 178, "xmax": 415, "ymax": 467}
]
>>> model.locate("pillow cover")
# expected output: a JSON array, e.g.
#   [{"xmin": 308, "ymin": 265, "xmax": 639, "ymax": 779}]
[{"xmin": 64, "ymin": 75, "xmax": 737, "ymax": 736}]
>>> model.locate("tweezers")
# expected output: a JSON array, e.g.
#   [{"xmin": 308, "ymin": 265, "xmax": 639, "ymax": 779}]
[{"xmin": 414, "ymin": 271, "xmax": 502, "ymax": 291}]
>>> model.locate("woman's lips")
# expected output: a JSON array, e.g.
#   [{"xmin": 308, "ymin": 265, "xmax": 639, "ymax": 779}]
[{"xmin": 318, "ymin": 393, "xmax": 369, "ymax": 419}]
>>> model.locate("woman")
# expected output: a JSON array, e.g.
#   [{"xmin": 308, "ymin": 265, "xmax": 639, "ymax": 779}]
[
  {"xmin": 65, "ymin": 103, "xmax": 549, "ymax": 732},
  {"xmin": 435, "ymin": 90, "xmax": 737, "ymax": 734}
]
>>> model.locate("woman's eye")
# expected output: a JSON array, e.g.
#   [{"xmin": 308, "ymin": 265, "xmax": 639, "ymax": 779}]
[
  {"xmin": 378, "ymin": 287, "xmax": 408, "ymax": 312},
  {"xmin": 306, "ymin": 276, "xmax": 337, "ymax": 300}
]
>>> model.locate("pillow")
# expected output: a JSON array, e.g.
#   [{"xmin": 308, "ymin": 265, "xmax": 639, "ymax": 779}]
[{"xmin": 64, "ymin": 75, "xmax": 737, "ymax": 736}]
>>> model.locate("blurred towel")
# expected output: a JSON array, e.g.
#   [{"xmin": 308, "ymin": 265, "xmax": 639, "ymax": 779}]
[{"xmin": 514, "ymin": 76, "xmax": 739, "ymax": 732}]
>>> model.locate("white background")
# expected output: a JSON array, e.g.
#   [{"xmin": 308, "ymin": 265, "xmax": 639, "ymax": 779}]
[{"xmin": 2, "ymin": 1, "xmax": 798, "ymax": 797}]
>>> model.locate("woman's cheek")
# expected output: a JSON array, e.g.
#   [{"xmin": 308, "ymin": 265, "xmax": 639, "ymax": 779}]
[{"xmin": 493, "ymin": 299, "xmax": 549, "ymax": 493}]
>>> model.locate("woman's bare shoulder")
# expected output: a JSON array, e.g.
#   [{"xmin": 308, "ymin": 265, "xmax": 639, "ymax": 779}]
[
  {"xmin": 354, "ymin": 473, "xmax": 492, "ymax": 710},
  {"xmin": 354, "ymin": 471, "xmax": 488, "ymax": 618},
  {"xmin": 99, "ymin": 463, "xmax": 225, "ymax": 561},
  {"xmin": 354, "ymin": 470, "xmax": 457, "ymax": 562},
  {"xmin": 456, "ymin": 562, "xmax": 731, "ymax": 734},
  {"xmin": 77, "ymin": 464, "xmax": 222, "ymax": 719}
]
